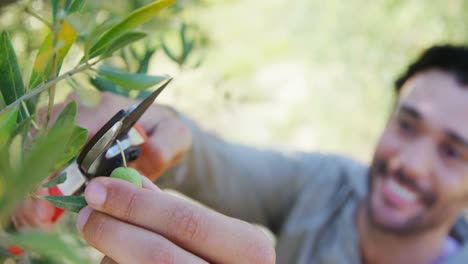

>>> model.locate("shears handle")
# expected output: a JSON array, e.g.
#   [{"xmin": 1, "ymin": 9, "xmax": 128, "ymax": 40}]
[{"xmin": 7, "ymin": 123, "xmax": 148, "ymax": 256}]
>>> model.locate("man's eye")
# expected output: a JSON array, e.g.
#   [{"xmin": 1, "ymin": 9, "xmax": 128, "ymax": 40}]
[
  {"xmin": 440, "ymin": 144, "xmax": 460, "ymax": 160},
  {"xmin": 398, "ymin": 118, "xmax": 414, "ymax": 134}
]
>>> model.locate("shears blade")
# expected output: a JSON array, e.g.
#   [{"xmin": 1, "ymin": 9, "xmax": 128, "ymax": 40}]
[{"xmin": 119, "ymin": 78, "xmax": 172, "ymax": 134}]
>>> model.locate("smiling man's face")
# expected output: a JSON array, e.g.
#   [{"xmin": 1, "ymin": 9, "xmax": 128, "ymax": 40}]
[{"xmin": 367, "ymin": 69, "xmax": 468, "ymax": 235}]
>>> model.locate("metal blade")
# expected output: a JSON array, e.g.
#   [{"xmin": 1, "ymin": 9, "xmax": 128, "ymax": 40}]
[
  {"xmin": 119, "ymin": 78, "xmax": 172, "ymax": 134},
  {"xmin": 77, "ymin": 109, "xmax": 126, "ymax": 174}
]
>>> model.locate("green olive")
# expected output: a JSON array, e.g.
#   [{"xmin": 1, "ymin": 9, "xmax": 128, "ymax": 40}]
[{"xmin": 110, "ymin": 167, "xmax": 142, "ymax": 188}]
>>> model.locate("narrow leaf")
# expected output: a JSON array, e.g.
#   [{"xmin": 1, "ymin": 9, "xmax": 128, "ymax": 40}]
[
  {"xmin": 161, "ymin": 38, "xmax": 178, "ymax": 62},
  {"xmin": 101, "ymin": 31, "xmax": 147, "ymax": 58},
  {"xmin": 88, "ymin": 0, "xmax": 175, "ymax": 59},
  {"xmin": 63, "ymin": 0, "xmax": 73, "ymax": 12},
  {"xmin": 67, "ymin": 0, "xmax": 85, "ymax": 14},
  {"xmin": 83, "ymin": 18, "xmax": 119, "ymax": 59},
  {"xmin": 0, "ymin": 107, "xmax": 18, "ymax": 148},
  {"xmin": 42, "ymin": 172, "xmax": 67, "ymax": 188},
  {"xmin": 90, "ymin": 76, "xmax": 129, "ymax": 96},
  {"xmin": 137, "ymin": 46, "xmax": 157, "ymax": 73},
  {"xmin": 97, "ymin": 65, "xmax": 168, "ymax": 90},
  {"xmin": 52, "ymin": 101, "xmax": 77, "ymax": 131},
  {"xmin": 53, "ymin": 126, "xmax": 88, "ymax": 169},
  {"xmin": 6, "ymin": 231, "xmax": 92, "ymax": 264},
  {"xmin": 0, "ymin": 103, "xmax": 76, "ymax": 221},
  {"xmin": 0, "ymin": 32, "xmax": 26, "ymax": 120},
  {"xmin": 29, "ymin": 21, "xmax": 78, "ymax": 90},
  {"xmin": 42, "ymin": 195, "xmax": 87, "ymax": 213},
  {"xmin": 0, "ymin": 92, "xmax": 5, "ymax": 109},
  {"xmin": 0, "ymin": 247, "xmax": 12, "ymax": 261},
  {"xmin": 0, "ymin": 115, "xmax": 74, "ymax": 223},
  {"xmin": 52, "ymin": 0, "xmax": 59, "ymax": 22},
  {"xmin": 181, "ymin": 41, "xmax": 194, "ymax": 64}
]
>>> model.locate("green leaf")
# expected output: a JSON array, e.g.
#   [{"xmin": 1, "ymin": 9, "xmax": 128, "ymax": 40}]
[
  {"xmin": 180, "ymin": 23, "xmax": 187, "ymax": 51},
  {"xmin": 83, "ymin": 18, "xmax": 119, "ymax": 59},
  {"xmin": 53, "ymin": 126, "xmax": 87, "ymax": 170},
  {"xmin": 101, "ymin": 31, "xmax": 147, "ymax": 58},
  {"xmin": 0, "ymin": 32, "xmax": 26, "ymax": 120},
  {"xmin": 42, "ymin": 195, "xmax": 87, "ymax": 213},
  {"xmin": 46, "ymin": 102, "xmax": 86, "ymax": 170},
  {"xmin": 29, "ymin": 21, "xmax": 78, "ymax": 90},
  {"xmin": 63, "ymin": 0, "xmax": 73, "ymax": 12},
  {"xmin": 42, "ymin": 172, "xmax": 67, "ymax": 188},
  {"xmin": 88, "ymin": 0, "xmax": 175, "ymax": 59},
  {"xmin": 0, "ymin": 103, "xmax": 76, "ymax": 222},
  {"xmin": 0, "ymin": 247, "xmax": 12, "ymax": 261},
  {"xmin": 66, "ymin": 0, "xmax": 85, "ymax": 14},
  {"xmin": 0, "ymin": 114, "xmax": 74, "ymax": 223},
  {"xmin": 89, "ymin": 76, "xmax": 129, "ymax": 96},
  {"xmin": 52, "ymin": 101, "xmax": 77, "ymax": 131},
  {"xmin": 181, "ymin": 41, "xmax": 194, "ymax": 64},
  {"xmin": 137, "ymin": 46, "xmax": 157, "ymax": 74},
  {"xmin": 27, "ymin": 21, "xmax": 77, "ymax": 116},
  {"xmin": 0, "ymin": 107, "xmax": 18, "ymax": 149},
  {"xmin": 97, "ymin": 64, "xmax": 168, "ymax": 90},
  {"xmin": 161, "ymin": 38, "xmax": 178, "ymax": 62},
  {"xmin": 0, "ymin": 92, "xmax": 5, "ymax": 109},
  {"xmin": 52, "ymin": 0, "xmax": 59, "ymax": 22},
  {"xmin": 6, "ymin": 231, "xmax": 92, "ymax": 264}
]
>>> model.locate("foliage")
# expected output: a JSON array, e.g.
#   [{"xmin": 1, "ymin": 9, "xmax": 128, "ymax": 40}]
[{"xmin": 0, "ymin": 0, "xmax": 200, "ymax": 262}]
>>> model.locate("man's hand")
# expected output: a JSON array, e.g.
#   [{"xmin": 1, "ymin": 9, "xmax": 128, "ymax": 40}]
[
  {"xmin": 78, "ymin": 176, "xmax": 276, "ymax": 264},
  {"xmin": 11, "ymin": 92, "xmax": 192, "ymax": 229},
  {"xmin": 10, "ymin": 187, "xmax": 55, "ymax": 230},
  {"xmin": 74, "ymin": 92, "xmax": 192, "ymax": 182}
]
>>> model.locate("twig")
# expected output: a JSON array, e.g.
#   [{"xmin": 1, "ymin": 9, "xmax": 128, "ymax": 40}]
[
  {"xmin": 20, "ymin": 101, "xmax": 39, "ymax": 130},
  {"xmin": 0, "ymin": 63, "xmax": 94, "ymax": 116},
  {"xmin": 116, "ymin": 140, "xmax": 127, "ymax": 167},
  {"xmin": 45, "ymin": 10, "xmax": 62, "ymax": 128},
  {"xmin": 25, "ymin": 8, "xmax": 53, "ymax": 29}
]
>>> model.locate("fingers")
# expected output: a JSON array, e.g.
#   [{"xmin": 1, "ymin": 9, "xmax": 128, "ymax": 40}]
[
  {"xmin": 140, "ymin": 174, "xmax": 159, "ymax": 191},
  {"xmin": 84, "ymin": 177, "xmax": 275, "ymax": 264},
  {"xmin": 129, "ymin": 116, "xmax": 192, "ymax": 181},
  {"xmin": 11, "ymin": 188, "xmax": 55, "ymax": 230},
  {"xmin": 77, "ymin": 207, "xmax": 208, "ymax": 264}
]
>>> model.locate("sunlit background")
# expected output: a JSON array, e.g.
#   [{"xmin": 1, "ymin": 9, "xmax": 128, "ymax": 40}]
[{"xmin": 162, "ymin": 0, "xmax": 468, "ymax": 163}]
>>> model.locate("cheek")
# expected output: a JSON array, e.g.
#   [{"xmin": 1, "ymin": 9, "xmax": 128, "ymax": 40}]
[
  {"xmin": 433, "ymin": 170, "xmax": 468, "ymax": 207},
  {"xmin": 374, "ymin": 129, "xmax": 401, "ymax": 159}
]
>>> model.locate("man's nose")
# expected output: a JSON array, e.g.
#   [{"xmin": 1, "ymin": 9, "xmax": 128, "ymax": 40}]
[{"xmin": 390, "ymin": 138, "xmax": 434, "ymax": 183}]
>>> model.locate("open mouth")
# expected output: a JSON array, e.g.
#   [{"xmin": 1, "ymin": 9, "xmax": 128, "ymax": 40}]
[{"xmin": 381, "ymin": 176, "xmax": 421, "ymax": 209}]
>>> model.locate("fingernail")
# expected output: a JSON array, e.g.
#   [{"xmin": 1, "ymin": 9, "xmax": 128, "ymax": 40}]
[
  {"xmin": 86, "ymin": 181, "xmax": 107, "ymax": 207},
  {"xmin": 77, "ymin": 206, "xmax": 92, "ymax": 232}
]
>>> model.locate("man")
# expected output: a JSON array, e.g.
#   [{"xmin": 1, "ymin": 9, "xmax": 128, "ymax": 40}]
[{"xmin": 12, "ymin": 45, "xmax": 468, "ymax": 263}]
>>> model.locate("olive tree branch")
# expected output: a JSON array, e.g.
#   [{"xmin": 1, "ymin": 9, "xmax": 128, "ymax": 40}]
[
  {"xmin": 0, "ymin": 63, "xmax": 95, "ymax": 116},
  {"xmin": 25, "ymin": 7, "xmax": 52, "ymax": 29}
]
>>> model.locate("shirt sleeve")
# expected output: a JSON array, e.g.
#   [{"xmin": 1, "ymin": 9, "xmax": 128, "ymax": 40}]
[{"xmin": 156, "ymin": 113, "xmax": 349, "ymax": 234}]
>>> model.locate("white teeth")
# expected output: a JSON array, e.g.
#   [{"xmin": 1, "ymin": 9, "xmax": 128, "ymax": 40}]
[{"xmin": 386, "ymin": 177, "xmax": 418, "ymax": 203}]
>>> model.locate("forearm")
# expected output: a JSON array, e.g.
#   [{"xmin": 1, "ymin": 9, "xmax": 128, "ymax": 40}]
[{"xmin": 156, "ymin": 113, "xmax": 310, "ymax": 232}]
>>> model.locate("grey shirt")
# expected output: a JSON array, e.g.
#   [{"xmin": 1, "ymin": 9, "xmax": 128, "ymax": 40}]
[{"xmin": 158, "ymin": 116, "xmax": 468, "ymax": 263}]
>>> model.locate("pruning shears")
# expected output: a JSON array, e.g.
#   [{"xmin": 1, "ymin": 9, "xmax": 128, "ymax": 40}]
[
  {"xmin": 49, "ymin": 78, "xmax": 172, "ymax": 219},
  {"xmin": 7, "ymin": 78, "xmax": 172, "ymax": 256}
]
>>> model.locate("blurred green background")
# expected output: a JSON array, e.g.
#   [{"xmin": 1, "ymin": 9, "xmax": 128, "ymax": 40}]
[{"xmin": 161, "ymin": 0, "xmax": 468, "ymax": 163}]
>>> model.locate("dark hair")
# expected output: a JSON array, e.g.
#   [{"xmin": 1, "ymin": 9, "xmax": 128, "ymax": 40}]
[{"xmin": 394, "ymin": 45, "xmax": 468, "ymax": 93}]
